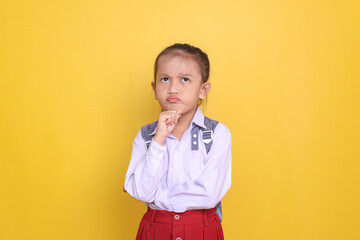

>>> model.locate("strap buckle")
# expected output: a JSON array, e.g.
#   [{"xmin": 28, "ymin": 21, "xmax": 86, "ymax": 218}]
[{"xmin": 202, "ymin": 130, "xmax": 213, "ymax": 144}]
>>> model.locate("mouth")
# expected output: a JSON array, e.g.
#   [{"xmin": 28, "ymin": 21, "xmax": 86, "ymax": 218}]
[{"xmin": 167, "ymin": 96, "xmax": 180, "ymax": 103}]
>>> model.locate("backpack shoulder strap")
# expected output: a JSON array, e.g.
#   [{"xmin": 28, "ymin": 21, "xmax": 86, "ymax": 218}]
[
  {"xmin": 203, "ymin": 116, "xmax": 219, "ymax": 154},
  {"xmin": 140, "ymin": 121, "xmax": 158, "ymax": 149},
  {"xmin": 203, "ymin": 117, "xmax": 223, "ymax": 222},
  {"xmin": 190, "ymin": 116, "xmax": 219, "ymax": 152}
]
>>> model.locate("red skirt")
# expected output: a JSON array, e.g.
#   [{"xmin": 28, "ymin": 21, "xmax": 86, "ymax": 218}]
[{"xmin": 136, "ymin": 207, "xmax": 224, "ymax": 240}]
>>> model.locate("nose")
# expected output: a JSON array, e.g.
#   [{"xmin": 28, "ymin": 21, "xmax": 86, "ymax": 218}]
[{"xmin": 168, "ymin": 79, "xmax": 179, "ymax": 94}]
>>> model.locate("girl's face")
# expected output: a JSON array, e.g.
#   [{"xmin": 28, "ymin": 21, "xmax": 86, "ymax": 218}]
[{"xmin": 152, "ymin": 54, "xmax": 210, "ymax": 117}]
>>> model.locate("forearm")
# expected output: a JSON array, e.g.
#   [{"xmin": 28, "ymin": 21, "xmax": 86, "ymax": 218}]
[{"xmin": 124, "ymin": 137, "xmax": 167, "ymax": 203}]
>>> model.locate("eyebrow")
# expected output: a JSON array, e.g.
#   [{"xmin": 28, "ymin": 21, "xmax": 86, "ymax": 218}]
[{"xmin": 158, "ymin": 73, "xmax": 193, "ymax": 77}]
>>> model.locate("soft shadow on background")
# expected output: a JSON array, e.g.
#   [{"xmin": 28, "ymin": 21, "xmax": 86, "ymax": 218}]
[{"xmin": 1, "ymin": 0, "xmax": 359, "ymax": 239}]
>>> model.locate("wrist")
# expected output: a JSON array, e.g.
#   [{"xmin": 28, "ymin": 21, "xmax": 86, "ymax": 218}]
[{"xmin": 153, "ymin": 133, "xmax": 167, "ymax": 145}]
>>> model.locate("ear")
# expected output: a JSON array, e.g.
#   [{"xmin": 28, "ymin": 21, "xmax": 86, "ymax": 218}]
[
  {"xmin": 199, "ymin": 82, "xmax": 211, "ymax": 99},
  {"xmin": 151, "ymin": 81, "xmax": 157, "ymax": 100}
]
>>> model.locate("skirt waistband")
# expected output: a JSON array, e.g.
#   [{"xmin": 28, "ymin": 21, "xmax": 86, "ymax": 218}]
[{"xmin": 143, "ymin": 207, "xmax": 217, "ymax": 226}]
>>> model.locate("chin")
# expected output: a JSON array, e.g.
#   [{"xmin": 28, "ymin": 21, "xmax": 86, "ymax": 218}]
[
  {"xmin": 172, "ymin": 108, "xmax": 183, "ymax": 115},
  {"xmin": 161, "ymin": 105, "xmax": 180, "ymax": 113}
]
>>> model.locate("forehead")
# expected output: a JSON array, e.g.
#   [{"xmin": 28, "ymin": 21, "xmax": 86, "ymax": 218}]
[{"xmin": 157, "ymin": 54, "xmax": 201, "ymax": 76}]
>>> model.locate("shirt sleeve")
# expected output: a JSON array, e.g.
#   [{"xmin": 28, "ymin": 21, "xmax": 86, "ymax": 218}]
[
  {"xmin": 154, "ymin": 123, "xmax": 232, "ymax": 212},
  {"xmin": 124, "ymin": 130, "xmax": 167, "ymax": 203}
]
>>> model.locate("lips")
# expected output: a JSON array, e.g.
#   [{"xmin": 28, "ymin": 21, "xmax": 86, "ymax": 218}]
[{"xmin": 167, "ymin": 96, "xmax": 180, "ymax": 103}]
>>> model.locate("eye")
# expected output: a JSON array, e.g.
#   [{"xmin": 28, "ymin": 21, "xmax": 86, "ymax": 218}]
[
  {"xmin": 160, "ymin": 78, "xmax": 169, "ymax": 82},
  {"xmin": 181, "ymin": 78, "xmax": 190, "ymax": 82}
]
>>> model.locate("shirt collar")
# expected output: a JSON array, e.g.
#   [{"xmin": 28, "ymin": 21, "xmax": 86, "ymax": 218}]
[
  {"xmin": 192, "ymin": 107, "xmax": 207, "ymax": 129},
  {"xmin": 149, "ymin": 107, "xmax": 206, "ymax": 136}
]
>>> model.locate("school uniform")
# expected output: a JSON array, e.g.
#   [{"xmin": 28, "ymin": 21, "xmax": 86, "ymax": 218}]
[{"xmin": 124, "ymin": 107, "xmax": 232, "ymax": 240}]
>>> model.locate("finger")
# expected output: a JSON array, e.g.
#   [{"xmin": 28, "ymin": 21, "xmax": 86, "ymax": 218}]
[
  {"xmin": 164, "ymin": 113, "xmax": 172, "ymax": 123},
  {"xmin": 169, "ymin": 112, "xmax": 176, "ymax": 124},
  {"xmin": 167, "ymin": 115, "xmax": 175, "ymax": 126}
]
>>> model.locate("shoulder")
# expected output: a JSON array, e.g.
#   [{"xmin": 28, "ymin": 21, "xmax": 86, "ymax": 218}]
[
  {"xmin": 203, "ymin": 116, "xmax": 231, "ymax": 139},
  {"xmin": 140, "ymin": 121, "xmax": 157, "ymax": 137},
  {"xmin": 204, "ymin": 120, "xmax": 232, "ymax": 152},
  {"xmin": 132, "ymin": 121, "xmax": 157, "ymax": 141},
  {"xmin": 212, "ymin": 122, "xmax": 232, "ymax": 151},
  {"xmin": 214, "ymin": 122, "xmax": 231, "ymax": 139},
  {"xmin": 132, "ymin": 121, "xmax": 158, "ymax": 146},
  {"xmin": 140, "ymin": 121, "xmax": 158, "ymax": 132}
]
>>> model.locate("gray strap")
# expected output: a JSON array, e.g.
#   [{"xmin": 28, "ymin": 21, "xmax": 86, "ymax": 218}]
[
  {"xmin": 141, "ymin": 121, "xmax": 157, "ymax": 149},
  {"xmin": 191, "ymin": 117, "xmax": 218, "ymax": 153},
  {"xmin": 215, "ymin": 202, "xmax": 223, "ymax": 222},
  {"xmin": 193, "ymin": 117, "xmax": 223, "ymax": 222},
  {"xmin": 203, "ymin": 116, "xmax": 218, "ymax": 154},
  {"xmin": 203, "ymin": 117, "xmax": 223, "ymax": 222}
]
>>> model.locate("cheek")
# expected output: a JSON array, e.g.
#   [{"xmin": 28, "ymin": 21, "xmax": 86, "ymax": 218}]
[{"xmin": 154, "ymin": 84, "xmax": 163, "ymax": 93}]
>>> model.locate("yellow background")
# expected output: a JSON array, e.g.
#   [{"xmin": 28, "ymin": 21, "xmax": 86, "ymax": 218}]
[{"xmin": 1, "ymin": 0, "xmax": 359, "ymax": 239}]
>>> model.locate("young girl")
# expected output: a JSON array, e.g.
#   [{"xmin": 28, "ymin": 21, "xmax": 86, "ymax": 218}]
[{"xmin": 124, "ymin": 43, "xmax": 232, "ymax": 240}]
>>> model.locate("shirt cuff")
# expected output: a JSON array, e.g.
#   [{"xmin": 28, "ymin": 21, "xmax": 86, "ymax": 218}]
[
  {"xmin": 149, "ymin": 138, "xmax": 167, "ymax": 154},
  {"xmin": 145, "ymin": 139, "xmax": 167, "ymax": 174}
]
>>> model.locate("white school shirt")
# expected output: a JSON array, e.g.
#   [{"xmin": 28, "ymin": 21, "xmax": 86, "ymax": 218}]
[{"xmin": 124, "ymin": 107, "xmax": 232, "ymax": 213}]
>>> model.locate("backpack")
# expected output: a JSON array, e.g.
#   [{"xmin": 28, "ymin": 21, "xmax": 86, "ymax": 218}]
[{"xmin": 140, "ymin": 116, "xmax": 223, "ymax": 222}]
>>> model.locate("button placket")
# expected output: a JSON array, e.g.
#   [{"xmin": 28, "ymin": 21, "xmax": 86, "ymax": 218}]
[
  {"xmin": 173, "ymin": 214, "xmax": 182, "ymax": 240},
  {"xmin": 191, "ymin": 127, "xmax": 199, "ymax": 150}
]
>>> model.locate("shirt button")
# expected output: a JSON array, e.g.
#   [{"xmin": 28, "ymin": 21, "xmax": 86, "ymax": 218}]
[
  {"xmin": 193, "ymin": 134, "xmax": 197, "ymax": 138},
  {"xmin": 174, "ymin": 214, "xmax": 180, "ymax": 220},
  {"xmin": 193, "ymin": 141, "xmax": 197, "ymax": 145},
  {"xmin": 176, "ymin": 238, "xmax": 182, "ymax": 240}
]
